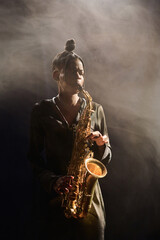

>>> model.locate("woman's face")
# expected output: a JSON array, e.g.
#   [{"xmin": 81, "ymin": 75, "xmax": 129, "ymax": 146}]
[{"xmin": 58, "ymin": 58, "xmax": 84, "ymax": 93}]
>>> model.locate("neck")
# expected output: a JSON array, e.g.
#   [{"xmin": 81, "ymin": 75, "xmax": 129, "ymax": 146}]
[{"xmin": 58, "ymin": 92, "xmax": 79, "ymax": 107}]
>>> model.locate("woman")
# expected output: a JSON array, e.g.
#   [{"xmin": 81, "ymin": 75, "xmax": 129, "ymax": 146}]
[{"xmin": 28, "ymin": 39, "xmax": 111, "ymax": 240}]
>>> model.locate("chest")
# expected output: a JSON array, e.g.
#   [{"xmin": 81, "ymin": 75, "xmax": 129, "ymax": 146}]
[
  {"xmin": 60, "ymin": 107, "xmax": 80, "ymax": 127},
  {"xmin": 40, "ymin": 100, "xmax": 99, "ymax": 137}
]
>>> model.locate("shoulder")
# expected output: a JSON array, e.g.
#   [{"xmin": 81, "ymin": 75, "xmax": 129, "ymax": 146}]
[
  {"xmin": 91, "ymin": 101, "xmax": 107, "ymax": 123},
  {"xmin": 92, "ymin": 101, "xmax": 104, "ymax": 113},
  {"xmin": 31, "ymin": 98, "xmax": 54, "ymax": 116}
]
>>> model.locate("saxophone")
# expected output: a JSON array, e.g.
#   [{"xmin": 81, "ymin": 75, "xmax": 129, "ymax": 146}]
[{"xmin": 62, "ymin": 86, "xmax": 107, "ymax": 219}]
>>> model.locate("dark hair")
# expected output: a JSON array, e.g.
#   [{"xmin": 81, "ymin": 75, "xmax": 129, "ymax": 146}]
[{"xmin": 52, "ymin": 39, "xmax": 84, "ymax": 72}]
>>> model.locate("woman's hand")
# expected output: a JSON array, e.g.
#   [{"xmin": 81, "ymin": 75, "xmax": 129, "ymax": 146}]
[
  {"xmin": 87, "ymin": 131, "xmax": 109, "ymax": 146},
  {"xmin": 54, "ymin": 175, "xmax": 74, "ymax": 195}
]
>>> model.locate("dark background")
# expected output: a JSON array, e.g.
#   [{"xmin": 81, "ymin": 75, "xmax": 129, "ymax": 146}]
[{"xmin": 1, "ymin": 0, "xmax": 160, "ymax": 239}]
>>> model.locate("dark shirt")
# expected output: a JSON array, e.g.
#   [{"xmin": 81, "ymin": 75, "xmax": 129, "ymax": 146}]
[{"xmin": 28, "ymin": 97, "xmax": 111, "ymax": 240}]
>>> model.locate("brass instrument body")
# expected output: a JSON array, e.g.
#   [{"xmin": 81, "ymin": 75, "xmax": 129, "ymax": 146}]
[
  {"xmin": 77, "ymin": 158, "xmax": 107, "ymax": 218},
  {"xmin": 62, "ymin": 87, "xmax": 107, "ymax": 219}
]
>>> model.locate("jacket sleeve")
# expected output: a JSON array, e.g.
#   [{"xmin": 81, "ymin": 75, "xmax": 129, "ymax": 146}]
[
  {"xmin": 28, "ymin": 104, "xmax": 59, "ymax": 194},
  {"xmin": 93, "ymin": 104, "xmax": 112, "ymax": 165}
]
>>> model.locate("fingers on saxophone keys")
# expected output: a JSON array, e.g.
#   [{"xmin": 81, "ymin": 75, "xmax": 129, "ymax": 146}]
[
  {"xmin": 64, "ymin": 188, "xmax": 69, "ymax": 193},
  {"xmin": 67, "ymin": 176, "xmax": 74, "ymax": 186},
  {"xmin": 56, "ymin": 176, "xmax": 74, "ymax": 195},
  {"xmin": 63, "ymin": 176, "xmax": 74, "ymax": 182},
  {"xmin": 87, "ymin": 131, "xmax": 101, "ymax": 140},
  {"xmin": 57, "ymin": 185, "xmax": 71, "ymax": 195},
  {"xmin": 63, "ymin": 183, "xmax": 73, "ymax": 191},
  {"xmin": 63, "ymin": 176, "xmax": 74, "ymax": 191},
  {"xmin": 57, "ymin": 188, "xmax": 63, "ymax": 195},
  {"xmin": 56, "ymin": 185, "xmax": 63, "ymax": 195},
  {"xmin": 102, "ymin": 135, "xmax": 109, "ymax": 143}
]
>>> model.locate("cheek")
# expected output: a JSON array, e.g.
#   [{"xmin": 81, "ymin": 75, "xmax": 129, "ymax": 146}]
[{"xmin": 58, "ymin": 73, "xmax": 67, "ymax": 88}]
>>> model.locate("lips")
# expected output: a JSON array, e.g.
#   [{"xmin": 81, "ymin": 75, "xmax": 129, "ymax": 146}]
[
  {"xmin": 66, "ymin": 78, "xmax": 83, "ymax": 88},
  {"xmin": 70, "ymin": 79, "xmax": 82, "ymax": 85}
]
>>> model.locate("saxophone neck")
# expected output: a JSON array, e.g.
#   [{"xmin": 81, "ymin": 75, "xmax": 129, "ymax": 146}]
[{"xmin": 77, "ymin": 84, "xmax": 93, "ymax": 107}]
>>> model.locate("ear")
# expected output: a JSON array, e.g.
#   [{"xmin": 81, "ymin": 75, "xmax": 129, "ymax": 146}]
[{"xmin": 53, "ymin": 70, "xmax": 60, "ymax": 81}]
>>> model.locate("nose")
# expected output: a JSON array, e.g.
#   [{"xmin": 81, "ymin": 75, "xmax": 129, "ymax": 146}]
[{"xmin": 75, "ymin": 71, "xmax": 81, "ymax": 79}]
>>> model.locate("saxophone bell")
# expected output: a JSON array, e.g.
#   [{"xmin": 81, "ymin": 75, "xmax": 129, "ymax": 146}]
[{"xmin": 78, "ymin": 158, "xmax": 107, "ymax": 218}]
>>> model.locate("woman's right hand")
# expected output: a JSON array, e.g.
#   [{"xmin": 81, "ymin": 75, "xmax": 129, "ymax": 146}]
[{"xmin": 54, "ymin": 175, "xmax": 74, "ymax": 195}]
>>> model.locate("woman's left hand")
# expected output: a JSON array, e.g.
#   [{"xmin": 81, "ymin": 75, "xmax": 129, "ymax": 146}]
[{"xmin": 87, "ymin": 131, "xmax": 109, "ymax": 146}]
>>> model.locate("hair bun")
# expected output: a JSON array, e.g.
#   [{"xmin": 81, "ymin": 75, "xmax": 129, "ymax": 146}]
[{"xmin": 65, "ymin": 39, "xmax": 76, "ymax": 52}]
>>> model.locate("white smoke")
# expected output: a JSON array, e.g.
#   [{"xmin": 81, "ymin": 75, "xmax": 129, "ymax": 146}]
[
  {"xmin": 0, "ymin": 0, "xmax": 160, "ymax": 156},
  {"xmin": 1, "ymin": 0, "xmax": 160, "ymax": 237}
]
